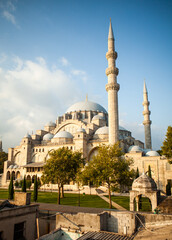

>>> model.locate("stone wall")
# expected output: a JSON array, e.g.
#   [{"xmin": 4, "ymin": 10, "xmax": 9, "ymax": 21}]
[
  {"xmin": 107, "ymin": 211, "xmax": 135, "ymax": 235},
  {"xmin": 56, "ymin": 212, "xmax": 107, "ymax": 232},
  {"xmin": 55, "ymin": 211, "xmax": 135, "ymax": 236},
  {"xmin": 0, "ymin": 204, "xmax": 39, "ymax": 240},
  {"xmin": 137, "ymin": 212, "xmax": 172, "ymax": 228}
]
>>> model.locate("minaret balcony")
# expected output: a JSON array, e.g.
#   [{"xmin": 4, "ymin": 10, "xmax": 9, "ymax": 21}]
[
  {"xmin": 143, "ymin": 119, "xmax": 152, "ymax": 125},
  {"xmin": 106, "ymin": 83, "xmax": 120, "ymax": 92},
  {"xmin": 142, "ymin": 110, "xmax": 151, "ymax": 115},
  {"xmin": 106, "ymin": 51, "xmax": 117, "ymax": 60},
  {"xmin": 106, "ymin": 66, "xmax": 119, "ymax": 76}
]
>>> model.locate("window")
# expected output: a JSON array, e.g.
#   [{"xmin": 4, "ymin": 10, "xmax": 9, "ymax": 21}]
[
  {"xmin": 33, "ymin": 149, "xmax": 34, "ymax": 152},
  {"xmin": 42, "ymin": 148, "xmax": 44, "ymax": 152},
  {"xmin": 36, "ymin": 149, "xmax": 38, "ymax": 152},
  {"xmin": 38, "ymin": 167, "xmax": 40, "ymax": 172},
  {"xmin": 39, "ymin": 149, "xmax": 41, "ymax": 152},
  {"xmin": 13, "ymin": 222, "xmax": 25, "ymax": 240}
]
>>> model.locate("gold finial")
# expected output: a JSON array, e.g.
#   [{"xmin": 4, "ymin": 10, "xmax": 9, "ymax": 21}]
[{"xmin": 86, "ymin": 94, "xmax": 88, "ymax": 101}]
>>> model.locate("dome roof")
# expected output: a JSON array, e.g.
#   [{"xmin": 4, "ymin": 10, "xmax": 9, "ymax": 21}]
[
  {"xmin": 53, "ymin": 131, "xmax": 73, "ymax": 139},
  {"xmin": 146, "ymin": 151, "xmax": 160, "ymax": 157},
  {"xmin": 95, "ymin": 126, "xmax": 128, "ymax": 135},
  {"xmin": 128, "ymin": 145, "xmax": 143, "ymax": 152},
  {"xmin": 132, "ymin": 172, "xmax": 157, "ymax": 191},
  {"xmin": 95, "ymin": 126, "xmax": 109, "ymax": 135},
  {"xmin": 66, "ymin": 100, "xmax": 107, "ymax": 114},
  {"xmin": 92, "ymin": 115, "xmax": 105, "ymax": 120},
  {"xmin": 45, "ymin": 121, "xmax": 56, "ymax": 127},
  {"xmin": 77, "ymin": 128, "xmax": 86, "ymax": 133},
  {"xmin": 24, "ymin": 133, "xmax": 31, "ymax": 138},
  {"xmin": 43, "ymin": 133, "xmax": 54, "ymax": 141}
]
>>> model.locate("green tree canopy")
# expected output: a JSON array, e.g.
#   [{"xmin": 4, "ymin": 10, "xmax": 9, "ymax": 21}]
[
  {"xmin": 8, "ymin": 175, "xmax": 14, "ymax": 200},
  {"xmin": 21, "ymin": 176, "xmax": 26, "ymax": 192},
  {"xmin": 161, "ymin": 126, "xmax": 172, "ymax": 162},
  {"xmin": 0, "ymin": 151, "xmax": 8, "ymax": 173},
  {"xmin": 80, "ymin": 143, "xmax": 135, "ymax": 208},
  {"xmin": 41, "ymin": 147, "xmax": 83, "ymax": 204}
]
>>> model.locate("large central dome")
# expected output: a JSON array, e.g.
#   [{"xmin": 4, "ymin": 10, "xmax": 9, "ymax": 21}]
[{"xmin": 66, "ymin": 99, "xmax": 107, "ymax": 114}]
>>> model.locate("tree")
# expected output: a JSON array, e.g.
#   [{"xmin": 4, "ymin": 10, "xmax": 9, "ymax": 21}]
[
  {"xmin": 26, "ymin": 180, "xmax": 32, "ymax": 189},
  {"xmin": 136, "ymin": 167, "xmax": 139, "ymax": 178},
  {"xmin": 41, "ymin": 147, "xmax": 83, "ymax": 204},
  {"xmin": 0, "ymin": 151, "xmax": 8, "ymax": 173},
  {"xmin": 34, "ymin": 175, "xmax": 38, "ymax": 202},
  {"xmin": 80, "ymin": 143, "xmax": 135, "ymax": 208},
  {"xmin": 22, "ymin": 176, "xmax": 26, "ymax": 192},
  {"xmin": 161, "ymin": 126, "xmax": 172, "ymax": 162},
  {"xmin": 148, "ymin": 165, "xmax": 152, "ymax": 178},
  {"xmin": 8, "ymin": 175, "xmax": 14, "ymax": 200}
]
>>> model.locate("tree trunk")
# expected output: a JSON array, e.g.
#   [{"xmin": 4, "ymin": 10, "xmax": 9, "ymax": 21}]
[
  {"xmin": 108, "ymin": 183, "xmax": 112, "ymax": 209},
  {"xmin": 61, "ymin": 185, "xmax": 64, "ymax": 198},
  {"xmin": 58, "ymin": 186, "xmax": 61, "ymax": 205}
]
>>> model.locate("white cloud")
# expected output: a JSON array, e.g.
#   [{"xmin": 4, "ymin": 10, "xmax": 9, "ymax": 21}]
[
  {"xmin": 0, "ymin": 55, "xmax": 86, "ymax": 151},
  {"xmin": 71, "ymin": 69, "xmax": 87, "ymax": 82},
  {"xmin": 60, "ymin": 57, "xmax": 70, "ymax": 66},
  {"xmin": 3, "ymin": 10, "xmax": 16, "ymax": 25}
]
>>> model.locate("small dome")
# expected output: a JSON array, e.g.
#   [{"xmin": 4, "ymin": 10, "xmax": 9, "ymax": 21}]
[
  {"xmin": 95, "ymin": 126, "xmax": 109, "ymax": 135},
  {"xmin": 92, "ymin": 115, "xmax": 105, "ymax": 121},
  {"xmin": 45, "ymin": 121, "xmax": 56, "ymax": 127},
  {"xmin": 128, "ymin": 145, "xmax": 143, "ymax": 152},
  {"xmin": 13, "ymin": 165, "xmax": 18, "ymax": 169},
  {"xmin": 77, "ymin": 128, "xmax": 86, "ymax": 133},
  {"xmin": 119, "ymin": 126, "xmax": 127, "ymax": 131},
  {"xmin": 132, "ymin": 172, "xmax": 157, "ymax": 191},
  {"xmin": 146, "ymin": 151, "xmax": 160, "ymax": 157},
  {"xmin": 43, "ymin": 133, "xmax": 54, "ymax": 141},
  {"xmin": 8, "ymin": 165, "xmax": 14, "ymax": 169},
  {"xmin": 53, "ymin": 131, "xmax": 73, "ymax": 139},
  {"xmin": 24, "ymin": 133, "xmax": 31, "ymax": 138},
  {"xmin": 66, "ymin": 100, "xmax": 107, "ymax": 114}
]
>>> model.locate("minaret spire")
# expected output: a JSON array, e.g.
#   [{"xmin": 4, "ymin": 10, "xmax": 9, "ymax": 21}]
[
  {"xmin": 106, "ymin": 19, "xmax": 120, "ymax": 144},
  {"xmin": 143, "ymin": 81, "xmax": 152, "ymax": 149}
]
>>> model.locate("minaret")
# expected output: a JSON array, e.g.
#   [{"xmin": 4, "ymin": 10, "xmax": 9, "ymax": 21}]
[
  {"xmin": 106, "ymin": 19, "xmax": 120, "ymax": 144},
  {"xmin": 142, "ymin": 81, "xmax": 152, "ymax": 149}
]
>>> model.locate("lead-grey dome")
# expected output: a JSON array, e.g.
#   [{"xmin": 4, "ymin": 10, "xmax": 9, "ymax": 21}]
[
  {"xmin": 53, "ymin": 131, "xmax": 73, "ymax": 139},
  {"xmin": 128, "ymin": 145, "xmax": 143, "ymax": 152},
  {"xmin": 146, "ymin": 151, "xmax": 160, "ymax": 157},
  {"xmin": 43, "ymin": 133, "xmax": 54, "ymax": 141},
  {"xmin": 92, "ymin": 115, "xmax": 105, "ymax": 120},
  {"xmin": 95, "ymin": 126, "xmax": 128, "ymax": 135},
  {"xmin": 66, "ymin": 100, "xmax": 107, "ymax": 114}
]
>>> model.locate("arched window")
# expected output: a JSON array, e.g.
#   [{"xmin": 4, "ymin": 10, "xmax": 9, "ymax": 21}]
[{"xmin": 7, "ymin": 171, "xmax": 10, "ymax": 180}]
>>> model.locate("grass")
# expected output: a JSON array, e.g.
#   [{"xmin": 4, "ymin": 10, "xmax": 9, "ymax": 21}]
[
  {"xmin": 110, "ymin": 196, "xmax": 130, "ymax": 210},
  {"xmin": 109, "ymin": 195, "xmax": 152, "ymax": 212},
  {"xmin": 0, "ymin": 189, "xmax": 113, "ymax": 209}
]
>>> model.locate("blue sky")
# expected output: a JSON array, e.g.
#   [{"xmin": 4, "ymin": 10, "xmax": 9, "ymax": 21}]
[{"xmin": 0, "ymin": 0, "xmax": 171, "ymax": 151}]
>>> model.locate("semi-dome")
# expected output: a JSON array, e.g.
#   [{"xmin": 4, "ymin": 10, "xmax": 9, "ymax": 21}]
[
  {"xmin": 45, "ymin": 121, "xmax": 56, "ymax": 127},
  {"xmin": 92, "ymin": 115, "xmax": 105, "ymax": 120},
  {"xmin": 43, "ymin": 133, "xmax": 54, "ymax": 141},
  {"xmin": 146, "ymin": 151, "xmax": 160, "ymax": 157},
  {"xmin": 132, "ymin": 172, "xmax": 157, "ymax": 191},
  {"xmin": 53, "ymin": 131, "xmax": 73, "ymax": 139},
  {"xmin": 77, "ymin": 128, "xmax": 86, "ymax": 133},
  {"xmin": 95, "ymin": 126, "xmax": 109, "ymax": 135},
  {"xmin": 128, "ymin": 145, "xmax": 143, "ymax": 152},
  {"xmin": 66, "ymin": 100, "xmax": 107, "ymax": 114}
]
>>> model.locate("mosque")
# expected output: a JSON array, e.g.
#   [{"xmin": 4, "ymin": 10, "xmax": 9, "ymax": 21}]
[{"xmin": 1, "ymin": 21, "xmax": 172, "ymax": 192}]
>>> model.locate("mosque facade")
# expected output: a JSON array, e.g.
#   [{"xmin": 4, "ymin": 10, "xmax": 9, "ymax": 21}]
[{"xmin": 1, "ymin": 21, "xmax": 172, "ymax": 192}]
